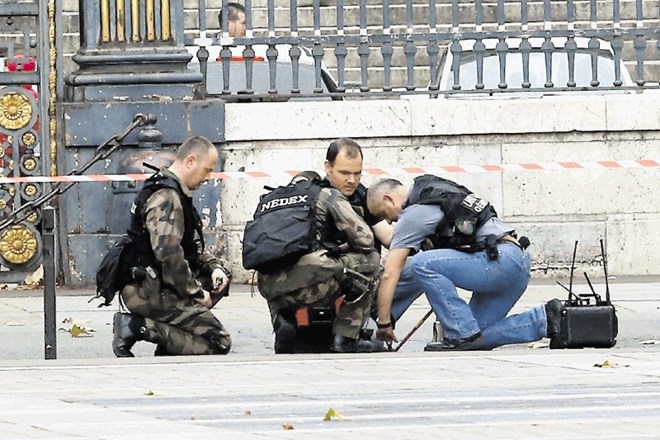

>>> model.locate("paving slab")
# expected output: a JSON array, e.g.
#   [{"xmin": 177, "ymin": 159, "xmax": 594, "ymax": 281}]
[{"xmin": 0, "ymin": 279, "xmax": 659, "ymax": 439}]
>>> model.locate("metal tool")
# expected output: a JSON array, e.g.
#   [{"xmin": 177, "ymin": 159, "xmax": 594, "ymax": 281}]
[{"xmin": 394, "ymin": 309, "xmax": 434, "ymax": 352}]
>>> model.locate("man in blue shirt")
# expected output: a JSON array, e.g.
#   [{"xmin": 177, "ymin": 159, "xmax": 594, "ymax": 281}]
[{"xmin": 366, "ymin": 176, "xmax": 563, "ymax": 350}]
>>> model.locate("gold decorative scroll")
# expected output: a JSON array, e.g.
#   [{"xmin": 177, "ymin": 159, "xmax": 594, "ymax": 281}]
[{"xmin": 49, "ymin": 0, "xmax": 57, "ymax": 176}]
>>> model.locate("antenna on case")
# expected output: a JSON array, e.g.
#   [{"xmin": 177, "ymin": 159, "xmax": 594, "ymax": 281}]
[
  {"xmin": 567, "ymin": 240, "xmax": 579, "ymax": 303},
  {"xmin": 600, "ymin": 239, "xmax": 611, "ymax": 304}
]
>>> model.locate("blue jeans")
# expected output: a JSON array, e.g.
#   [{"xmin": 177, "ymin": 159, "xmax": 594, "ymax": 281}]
[{"xmin": 392, "ymin": 242, "xmax": 546, "ymax": 349}]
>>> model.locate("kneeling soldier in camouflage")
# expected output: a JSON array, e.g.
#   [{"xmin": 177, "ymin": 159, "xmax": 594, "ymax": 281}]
[
  {"xmin": 243, "ymin": 171, "xmax": 381, "ymax": 353},
  {"xmin": 113, "ymin": 136, "xmax": 232, "ymax": 357}
]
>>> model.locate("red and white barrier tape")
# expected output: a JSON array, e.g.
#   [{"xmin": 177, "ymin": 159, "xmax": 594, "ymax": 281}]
[{"xmin": 0, "ymin": 159, "xmax": 657, "ymax": 184}]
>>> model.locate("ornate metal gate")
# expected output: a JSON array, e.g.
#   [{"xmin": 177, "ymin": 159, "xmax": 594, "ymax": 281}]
[{"xmin": 0, "ymin": 0, "xmax": 53, "ymax": 281}]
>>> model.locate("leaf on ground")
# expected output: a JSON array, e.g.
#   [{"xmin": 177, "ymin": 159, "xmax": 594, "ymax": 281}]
[
  {"xmin": 528, "ymin": 341, "xmax": 549, "ymax": 349},
  {"xmin": 639, "ymin": 339, "xmax": 660, "ymax": 345},
  {"xmin": 62, "ymin": 317, "xmax": 92, "ymax": 325},
  {"xmin": 323, "ymin": 408, "xmax": 345, "ymax": 421},
  {"xmin": 17, "ymin": 265, "xmax": 44, "ymax": 289},
  {"xmin": 58, "ymin": 324, "xmax": 95, "ymax": 337},
  {"xmin": 594, "ymin": 359, "xmax": 630, "ymax": 368},
  {"xmin": 144, "ymin": 390, "xmax": 164, "ymax": 396},
  {"xmin": 5, "ymin": 321, "xmax": 25, "ymax": 326},
  {"xmin": 244, "ymin": 410, "xmax": 252, "ymax": 416},
  {"xmin": 282, "ymin": 422, "xmax": 294, "ymax": 430}
]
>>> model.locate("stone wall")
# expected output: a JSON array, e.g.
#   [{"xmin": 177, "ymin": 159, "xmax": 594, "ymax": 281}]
[{"xmin": 220, "ymin": 93, "xmax": 660, "ymax": 282}]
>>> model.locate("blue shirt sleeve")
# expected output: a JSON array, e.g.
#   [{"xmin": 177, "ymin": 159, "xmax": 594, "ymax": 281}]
[{"xmin": 390, "ymin": 204, "xmax": 445, "ymax": 252}]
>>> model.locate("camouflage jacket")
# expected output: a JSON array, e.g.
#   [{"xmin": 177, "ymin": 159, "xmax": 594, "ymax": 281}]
[
  {"xmin": 314, "ymin": 187, "xmax": 374, "ymax": 252},
  {"xmin": 142, "ymin": 169, "xmax": 231, "ymax": 298}
]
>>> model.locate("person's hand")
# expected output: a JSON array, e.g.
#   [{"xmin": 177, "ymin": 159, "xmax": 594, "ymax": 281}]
[
  {"xmin": 195, "ymin": 289, "xmax": 212, "ymax": 308},
  {"xmin": 211, "ymin": 268, "xmax": 229, "ymax": 295},
  {"xmin": 376, "ymin": 327, "xmax": 398, "ymax": 344}
]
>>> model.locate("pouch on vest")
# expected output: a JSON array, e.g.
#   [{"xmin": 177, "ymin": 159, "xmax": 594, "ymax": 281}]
[
  {"xmin": 93, "ymin": 235, "xmax": 135, "ymax": 307},
  {"xmin": 242, "ymin": 179, "xmax": 321, "ymax": 273}
]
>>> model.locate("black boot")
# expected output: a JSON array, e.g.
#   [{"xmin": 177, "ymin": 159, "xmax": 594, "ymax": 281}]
[
  {"xmin": 330, "ymin": 334, "xmax": 380, "ymax": 353},
  {"xmin": 545, "ymin": 299, "xmax": 565, "ymax": 349},
  {"xmin": 273, "ymin": 314, "xmax": 296, "ymax": 354},
  {"xmin": 154, "ymin": 344, "xmax": 168, "ymax": 357},
  {"xmin": 112, "ymin": 312, "xmax": 146, "ymax": 358},
  {"xmin": 424, "ymin": 332, "xmax": 484, "ymax": 351}
]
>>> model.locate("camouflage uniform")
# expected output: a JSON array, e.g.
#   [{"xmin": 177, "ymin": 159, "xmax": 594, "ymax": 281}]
[
  {"xmin": 121, "ymin": 169, "xmax": 232, "ymax": 355},
  {"xmin": 258, "ymin": 187, "xmax": 380, "ymax": 340}
]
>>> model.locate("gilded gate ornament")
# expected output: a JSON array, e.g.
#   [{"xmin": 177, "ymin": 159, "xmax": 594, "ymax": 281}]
[
  {"xmin": 0, "ymin": 92, "xmax": 33, "ymax": 131},
  {"xmin": 20, "ymin": 155, "xmax": 39, "ymax": 173},
  {"xmin": 22, "ymin": 132, "xmax": 37, "ymax": 147},
  {"xmin": 0, "ymin": 224, "xmax": 38, "ymax": 265}
]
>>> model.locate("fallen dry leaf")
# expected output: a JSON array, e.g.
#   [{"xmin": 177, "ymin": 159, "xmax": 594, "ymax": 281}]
[
  {"xmin": 528, "ymin": 341, "xmax": 549, "ymax": 349},
  {"xmin": 323, "ymin": 408, "xmax": 345, "ymax": 421},
  {"xmin": 594, "ymin": 359, "xmax": 630, "ymax": 368},
  {"xmin": 62, "ymin": 317, "xmax": 92, "ymax": 325},
  {"xmin": 144, "ymin": 390, "xmax": 164, "ymax": 396},
  {"xmin": 59, "ymin": 324, "xmax": 95, "ymax": 337},
  {"xmin": 282, "ymin": 422, "xmax": 294, "ymax": 430},
  {"xmin": 14, "ymin": 266, "xmax": 44, "ymax": 290},
  {"xmin": 244, "ymin": 410, "xmax": 252, "ymax": 416}
]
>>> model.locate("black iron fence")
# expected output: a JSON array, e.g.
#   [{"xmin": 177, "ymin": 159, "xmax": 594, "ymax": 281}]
[{"xmin": 188, "ymin": 0, "xmax": 660, "ymax": 99}]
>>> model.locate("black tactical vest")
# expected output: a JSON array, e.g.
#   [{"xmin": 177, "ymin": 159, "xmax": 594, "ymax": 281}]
[
  {"xmin": 242, "ymin": 177, "xmax": 323, "ymax": 273},
  {"xmin": 127, "ymin": 172, "xmax": 204, "ymax": 270},
  {"xmin": 404, "ymin": 174, "xmax": 497, "ymax": 250}
]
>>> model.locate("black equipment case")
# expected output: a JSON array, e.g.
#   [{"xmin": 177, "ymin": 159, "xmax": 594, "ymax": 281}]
[{"xmin": 552, "ymin": 240, "xmax": 618, "ymax": 349}]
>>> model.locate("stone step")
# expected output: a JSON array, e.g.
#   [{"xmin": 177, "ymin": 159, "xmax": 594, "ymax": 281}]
[
  {"xmin": 61, "ymin": 3, "xmax": 659, "ymax": 40},
  {"xmin": 186, "ymin": 2, "xmax": 659, "ymax": 34}
]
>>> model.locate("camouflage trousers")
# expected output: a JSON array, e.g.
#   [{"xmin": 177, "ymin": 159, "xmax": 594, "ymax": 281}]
[
  {"xmin": 121, "ymin": 271, "xmax": 231, "ymax": 355},
  {"xmin": 261, "ymin": 250, "xmax": 381, "ymax": 340}
]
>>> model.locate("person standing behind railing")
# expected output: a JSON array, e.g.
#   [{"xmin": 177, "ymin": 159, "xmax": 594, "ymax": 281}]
[{"xmin": 218, "ymin": 2, "xmax": 246, "ymax": 37}]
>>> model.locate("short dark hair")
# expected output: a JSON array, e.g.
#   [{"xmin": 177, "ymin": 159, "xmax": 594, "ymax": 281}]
[
  {"xmin": 176, "ymin": 135, "xmax": 215, "ymax": 160},
  {"xmin": 218, "ymin": 2, "xmax": 246, "ymax": 28},
  {"xmin": 326, "ymin": 137, "xmax": 363, "ymax": 164}
]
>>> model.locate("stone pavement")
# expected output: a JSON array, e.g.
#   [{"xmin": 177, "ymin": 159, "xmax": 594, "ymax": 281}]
[{"xmin": 0, "ymin": 278, "xmax": 659, "ymax": 439}]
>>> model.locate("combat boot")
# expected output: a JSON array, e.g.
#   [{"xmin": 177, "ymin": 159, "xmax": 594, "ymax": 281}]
[
  {"xmin": 545, "ymin": 298, "xmax": 566, "ymax": 349},
  {"xmin": 273, "ymin": 314, "xmax": 296, "ymax": 354},
  {"xmin": 154, "ymin": 344, "xmax": 168, "ymax": 356},
  {"xmin": 112, "ymin": 312, "xmax": 146, "ymax": 357},
  {"xmin": 330, "ymin": 334, "xmax": 380, "ymax": 353}
]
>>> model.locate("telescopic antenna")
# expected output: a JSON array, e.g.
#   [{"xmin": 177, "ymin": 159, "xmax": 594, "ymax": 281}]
[
  {"xmin": 584, "ymin": 272, "xmax": 602, "ymax": 304},
  {"xmin": 600, "ymin": 239, "xmax": 611, "ymax": 303},
  {"xmin": 568, "ymin": 240, "xmax": 578, "ymax": 302},
  {"xmin": 584, "ymin": 272, "xmax": 597, "ymax": 295}
]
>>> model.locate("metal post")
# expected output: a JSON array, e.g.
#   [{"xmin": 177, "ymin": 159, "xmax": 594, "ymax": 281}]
[{"xmin": 42, "ymin": 206, "xmax": 57, "ymax": 360}]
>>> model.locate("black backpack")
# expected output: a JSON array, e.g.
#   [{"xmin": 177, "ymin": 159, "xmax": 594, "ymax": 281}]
[
  {"xmin": 242, "ymin": 176, "xmax": 322, "ymax": 273},
  {"xmin": 93, "ymin": 235, "xmax": 134, "ymax": 307}
]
